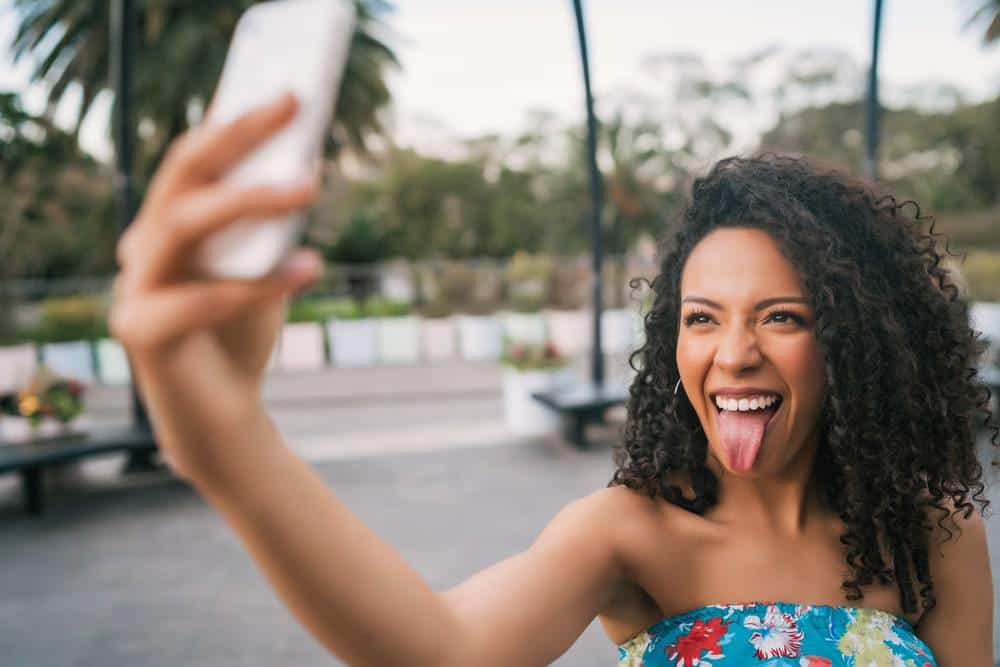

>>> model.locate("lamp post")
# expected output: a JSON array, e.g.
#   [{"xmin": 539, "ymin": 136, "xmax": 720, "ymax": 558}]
[
  {"xmin": 864, "ymin": 0, "xmax": 885, "ymax": 180},
  {"xmin": 571, "ymin": 0, "xmax": 606, "ymax": 387},
  {"xmin": 111, "ymin": 0, "xmax": 156, "ymax": 469}
]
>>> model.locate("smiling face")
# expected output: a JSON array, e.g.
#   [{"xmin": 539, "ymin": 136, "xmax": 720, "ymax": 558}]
[{"xmin": 677, "ymin": 227, "xmax": 827, "ymax": 478}]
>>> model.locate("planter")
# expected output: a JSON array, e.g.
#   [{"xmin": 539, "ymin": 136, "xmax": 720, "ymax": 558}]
[
  {"xmin": 600, "ymin": 309, "xmax": 637, "ymax": 355},
  {"xmin": 328, "ymin": 318, "xmax": 378, "ymax": 368},
  {"xmin": 545, "ymin": 309, "xmax": 591, "ymax": 356},
  {"xmin": 96, "ymin": 339, "xmax": 131, "ymax": 385},
  {"xmin": 278, "ymin": 322, "xmax": 327, "ymax": 371},
  {"xmin": 0, "ymin": 343, "xmax": 38, "ymax": 394},
  {"xmin": 457, "ymin": 314, "xmax": 502, "ymax": 361},
  {"xmin": 500, "ymin": 311, "xmax": 547, "ymax": 346},
  {"xmin": 377, "ymin": 316, "xmax": 420, "ymax": 364},
  {"xmin": 420, "ymin": 317, "xmax": 457, "ymax": 361},
  {"xmin": 0, "ymin": 414, "xmax": 91, "ymax": 445},
  {"xmin": 40, "ymin": 341, "xmax": 94, "ymax": 383},
  {"xmin": 502, "ymin": 366, "xmax": 575, "ymax": 436}
]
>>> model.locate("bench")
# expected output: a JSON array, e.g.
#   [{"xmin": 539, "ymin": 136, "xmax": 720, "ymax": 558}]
[
  {"xmin": 0, "ymin": 424, "xmax": 156, "ymax": 515},
  {"xmin": 532, "ymin": 381, "xmax": 629, "ymax": 448}
]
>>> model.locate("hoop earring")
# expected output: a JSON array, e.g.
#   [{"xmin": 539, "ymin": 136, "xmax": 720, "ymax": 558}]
[{"xmin": 673, "ymin": 378, "xmax": 682, "ymax": 395}]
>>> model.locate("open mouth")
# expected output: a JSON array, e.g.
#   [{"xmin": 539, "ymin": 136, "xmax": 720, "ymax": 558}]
[{"xmin": 711, "ymin": 394, "xmax": 785, "ymax": 431}]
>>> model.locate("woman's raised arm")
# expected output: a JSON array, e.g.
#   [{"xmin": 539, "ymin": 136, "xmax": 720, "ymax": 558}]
[{"xmin": 111, "ymin": 93, "xmax": 627, "ymax": 666}]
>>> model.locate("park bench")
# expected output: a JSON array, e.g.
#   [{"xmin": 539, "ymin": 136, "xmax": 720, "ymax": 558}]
[
  {"xmin": 0, "ymin": 424, "xmax": 155, "ymax": 515},
  {"xmin": 532, "ymin": 381, "xmax": 629, "ymax": 448}
]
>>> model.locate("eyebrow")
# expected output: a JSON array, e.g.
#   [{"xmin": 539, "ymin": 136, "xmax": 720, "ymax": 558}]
[{"xmin": 681, "ymin": 296, "xmax": 810, "ymax": 310}]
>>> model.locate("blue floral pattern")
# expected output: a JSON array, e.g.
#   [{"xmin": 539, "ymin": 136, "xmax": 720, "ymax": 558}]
[{"xmin": 617, "ymin": 602, "xmax": 937, "ymax": 667}]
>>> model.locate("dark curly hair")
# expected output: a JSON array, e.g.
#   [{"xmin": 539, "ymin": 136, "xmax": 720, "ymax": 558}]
[{"xmin": 608, "ymin": 153, "xmax": 997, "ymax": 618}]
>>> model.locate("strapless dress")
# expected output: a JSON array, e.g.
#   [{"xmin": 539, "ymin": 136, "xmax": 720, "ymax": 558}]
[{"xmin": 616, "ymin": 601, "xmax": 936, "ymax": 666}]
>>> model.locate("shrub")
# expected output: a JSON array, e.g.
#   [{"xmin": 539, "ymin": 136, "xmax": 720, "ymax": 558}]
[{"xmin": 28, "ymin": 295, "xmax": 109, "ymax": 343}]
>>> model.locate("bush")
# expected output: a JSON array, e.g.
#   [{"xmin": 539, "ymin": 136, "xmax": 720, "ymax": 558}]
[
  {"xmin": 288, "ymin": 297, "xmax": 363, "ymax": 322},
  {"xmin": 504, "ymin": 251, "xmax": 553, "ymax": 313},
  {"xmin": 26, "ymin": 295, "xmax": 109, "ymax": 343},
  {"xmin": 365, "ymin": 297, "xmax": 412, "ymax": 318}
]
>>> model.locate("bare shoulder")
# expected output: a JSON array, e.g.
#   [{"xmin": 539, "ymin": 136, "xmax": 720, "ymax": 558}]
[{"xmin": 917, "ymin": 501, "xmax": 994, "ymax": 665}]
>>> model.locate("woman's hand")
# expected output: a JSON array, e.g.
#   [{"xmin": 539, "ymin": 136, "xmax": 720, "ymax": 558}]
[{"xmin": 109, "ymin": 92, "xmax": 322, "ymax": 478}]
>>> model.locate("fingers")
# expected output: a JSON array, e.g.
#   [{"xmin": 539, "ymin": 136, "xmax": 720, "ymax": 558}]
[
  {"xmin": 145, "ymin": 92, "xmax": 300, "ymax": 207},
  {"xmin": 121, "ymin": 176, "xmax": 320, "ymax": 287},
  {"xmin": 111, "ymin": 250, "xmax": 322, "ymax": 351}
]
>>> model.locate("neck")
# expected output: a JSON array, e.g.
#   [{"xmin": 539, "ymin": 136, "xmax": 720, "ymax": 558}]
[{"xmin": 706, "ymin": 428, "xmax": 826, "ymax": 536}]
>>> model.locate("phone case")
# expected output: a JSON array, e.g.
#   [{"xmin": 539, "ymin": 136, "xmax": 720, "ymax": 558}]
[{"xmin": 194, "ymin": 0, "xmax": 356, "ymax": 280}]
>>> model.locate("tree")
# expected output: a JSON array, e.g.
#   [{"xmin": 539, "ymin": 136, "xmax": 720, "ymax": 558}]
[{"xmin": 11, "ymin": 0, "xmax": 399, "ymax": 165}]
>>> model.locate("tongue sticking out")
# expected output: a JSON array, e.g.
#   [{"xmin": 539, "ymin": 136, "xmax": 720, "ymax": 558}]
[{"xmin": 716, "ymin": 403, "xmax": 778, "ymax": 472}]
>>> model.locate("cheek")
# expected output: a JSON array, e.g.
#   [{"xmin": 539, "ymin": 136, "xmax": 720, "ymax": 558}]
[{"xmin": 782, "ymin": 340, "xmax": 827, "ymax": 403}]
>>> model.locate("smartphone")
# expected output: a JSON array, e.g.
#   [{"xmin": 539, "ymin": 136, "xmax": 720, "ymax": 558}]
[{"xmin": 194, "ymin": 0, "xmax": 356, "ymax": 280}]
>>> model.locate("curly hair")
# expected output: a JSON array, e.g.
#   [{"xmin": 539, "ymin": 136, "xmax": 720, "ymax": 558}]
[{"xmin": 608, "ymin": 153, "xmax": 997, "ymax": 617}]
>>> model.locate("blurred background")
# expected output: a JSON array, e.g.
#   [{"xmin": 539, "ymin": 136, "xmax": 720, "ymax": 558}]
[{"xmin": 0, "ymin": 1, "xmax": 998, "ymax": 665}]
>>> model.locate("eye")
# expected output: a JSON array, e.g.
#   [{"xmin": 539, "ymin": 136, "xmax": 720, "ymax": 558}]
[
  {"xmin": 766, "ymin": 310, "xmax": 805, "ymax": 325},
  {"xmin": 682, "ymin": 309, "xmax": 713, "ymax": 326}
]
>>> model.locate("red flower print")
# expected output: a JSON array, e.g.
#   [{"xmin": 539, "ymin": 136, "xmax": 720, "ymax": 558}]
[
  {"xmin": 799, "ymin": 657, "xmax": 833, "ymax": 667},
  {"xmin": 665, "ymin": 616, "xmax": 729, "ymax": 666}
]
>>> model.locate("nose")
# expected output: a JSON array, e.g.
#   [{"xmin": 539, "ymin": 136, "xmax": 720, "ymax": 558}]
[{"xmin": 713, "ymin": 321, "xmax": 763, "ymax": 373}]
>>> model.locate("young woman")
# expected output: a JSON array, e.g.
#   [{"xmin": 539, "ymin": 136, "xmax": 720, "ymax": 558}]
[{"xmin": 110, "ymin": 93, "xmax": 995, "ymax": 666}]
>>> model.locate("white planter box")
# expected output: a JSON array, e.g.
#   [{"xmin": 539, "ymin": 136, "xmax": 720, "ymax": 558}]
[
  {"xmin": 546, "ymin": 309, "xmax": 591, "ymax": 356},
  {"xmin": 502, "ymin": 366, "xmax": 576, "ymax": 436},
  {"xmin": 279, "ymin": 322, "xmax": 327, "ymax": 371},
  {"xmin": 0, "ymin": 343, "xmax": 38, "ymax": 394},
  {"xmin": 0, "ymin": 414, "xmax": 92, "ymax": 445},
  {"xmin": 41, "ymin": 341, "xmax": 94, "ymax": 383},
  {"xmin": 420, "ymin": 317, "xmax": 456, "ymax": 361},
  {"xmin": 601, "ymin": 309, "xmax": 637, "ymax": 355},
  {"xmin": 377, "ymin": 316, "xmax": 420, "ymax": 364},
  {"xmin": 457, "ymin": 315, "xmax": 502, "ymax": 361},
  {"xmin": 95, "ymin": 339, "xmax": 131, "ymax": 385},
  {"xmin": 328, "ymin": 318, "xmax": 378, "ymax": 368},
  {"xmin": 500, "ymin": 311, "xmax": 547, "ymax": 346}
]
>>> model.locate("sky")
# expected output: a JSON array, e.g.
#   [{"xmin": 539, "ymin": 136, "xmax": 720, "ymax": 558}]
[{"xmin": 1, "ymin": 0, "xmax": 998, "ymax": 163}]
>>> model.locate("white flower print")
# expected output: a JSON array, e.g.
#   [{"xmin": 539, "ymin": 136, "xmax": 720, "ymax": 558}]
[{"xmin": 743, "ymin": 605, "xmax": 805, "ymax": 659}]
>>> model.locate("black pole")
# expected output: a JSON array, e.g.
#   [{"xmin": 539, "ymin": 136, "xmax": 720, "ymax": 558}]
[
  {"xmin": 111, "ymin": 0, "xmax": 155, "ymax": 465},
  {"xmin": 571, "ymin": 0, "xmax": 605, "ymax": 387},
  {"xmin": 864, "ymin": 0, "xmax": 884, "ymax": 180}
]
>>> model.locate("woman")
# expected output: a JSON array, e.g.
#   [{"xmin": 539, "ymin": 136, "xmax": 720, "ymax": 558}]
[{"xmin": 111, "ymin": 93, "xmax": 995, "ymax": 666}]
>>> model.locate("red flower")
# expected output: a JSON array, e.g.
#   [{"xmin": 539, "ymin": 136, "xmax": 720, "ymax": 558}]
[
  {"xmin": 800, "ymin": 657, "xmax": 832, "ymax": 667},
  {"xmin": 666, "ymin": 616, "xmax": 729, "ymax": 666}
]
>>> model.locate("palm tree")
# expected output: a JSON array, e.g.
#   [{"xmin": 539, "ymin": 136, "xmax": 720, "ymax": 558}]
[
  {"xmin": 966, "ymin": 0, "xmax": 1000, "ymax": 45},
  {"xmin": 10, "ymin": 0, "xmax": 399, "ymax": 163}
]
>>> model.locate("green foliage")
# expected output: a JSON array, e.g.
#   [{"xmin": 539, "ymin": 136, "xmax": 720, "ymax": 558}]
[
  {"xmin": 504, "ymin": 251, "xmax": 553, "ymax": 312},
  {"xmin": 25, "ymin": 296, "xmax": 110, "ymax": 343},
  {"xmin": 961, "ymin": 251, "xmax": 1000, "ymax": 302},
  {"xmin": 324, "ymin": 209, "xmax": 394, "ymax": 264},
  {"xmin": 286, "ymin": 295, "xmax": 412, "ymax": 321},
  {"xmin": 11, "ymin": 0, "xmax": 399, "ymax": 167}
]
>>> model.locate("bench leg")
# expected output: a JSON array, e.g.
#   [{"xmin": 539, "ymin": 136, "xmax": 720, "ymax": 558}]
[
  {"xmin": 21, "ymin": 467, "xmax": 44, "ymax": 515},
  {"xmin": 564, "ymin": 416, "xmax": 589, "ymax": 449}
]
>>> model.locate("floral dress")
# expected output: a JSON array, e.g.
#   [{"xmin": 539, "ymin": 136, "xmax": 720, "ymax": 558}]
[{"xmin": 617, "ymin": 602, "xmax": 937, "ymax": 667}]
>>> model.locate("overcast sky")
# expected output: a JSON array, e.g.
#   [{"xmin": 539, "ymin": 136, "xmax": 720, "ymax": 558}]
[{"xmin": 1, "ymin": 0, "xmax": 998, "ymax": 162}]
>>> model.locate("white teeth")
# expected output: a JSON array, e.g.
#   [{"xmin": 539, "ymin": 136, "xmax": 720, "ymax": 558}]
[{"xmin": 715, "ymin": 394, "xmax": 780, "ymax": 412}]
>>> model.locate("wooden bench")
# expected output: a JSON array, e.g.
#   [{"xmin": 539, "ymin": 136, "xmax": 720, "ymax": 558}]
[
  {"xmin": 0, "ymin": 425, "xmax": 156, "ymax": 515},
  {"xmin": 532, "ymin": 381, "xmax": 629, "ymax": 448}
]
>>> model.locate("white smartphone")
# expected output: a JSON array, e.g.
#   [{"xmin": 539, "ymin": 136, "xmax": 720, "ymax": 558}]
[{"xmin": 194, "ymin": 0, "xmax": 356, "ymax": 280}]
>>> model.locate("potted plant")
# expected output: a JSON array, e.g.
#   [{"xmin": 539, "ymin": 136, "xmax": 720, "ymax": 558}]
[
  {"xmin": 418, "ymin": 298, "xmax": 457, "ymax": 361},
  {"xmin": 501, "ymin": 252, "xmax": 551, "ymax": 346},
  {"xmin": 0, "ymin": 365, "xmax": 87, "ymax": 443},
  {"xmin": 326, "ymin": 297, "xmax": 378, "ymax": 368},
  {"xmin": 441, "ymin": 261, "xmax": 503, "ymax": 361},
  {"xmin": 370, "ymin": 297, "xmax": 420, "ymax": 364},
  {"xmin": 280, "ymin": 298, "xmax": 331, "ymax": 371},
  {"xmin": 500, "ymin": 341, "xmax": 575, "ymax": 437}
]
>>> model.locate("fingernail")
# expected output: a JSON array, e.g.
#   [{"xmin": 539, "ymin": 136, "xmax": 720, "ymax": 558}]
[{"xmin": 279, "ymin": 253, "xmax": 318, "ymax": 279}]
